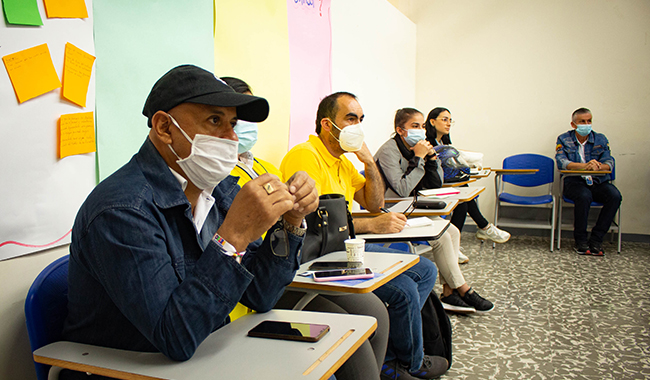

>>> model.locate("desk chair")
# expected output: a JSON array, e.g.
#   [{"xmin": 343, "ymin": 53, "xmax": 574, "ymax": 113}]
[
  {"xmin": 25, "ymin": 255, "xmax": 69, "ymax": 380},
  {"xmin": 557, "ymin": 170, "xmax": 622, "ymax": 253},
  {"xmin": 494, "ymin": 154, "xmax": 556, "ymax": 251}
]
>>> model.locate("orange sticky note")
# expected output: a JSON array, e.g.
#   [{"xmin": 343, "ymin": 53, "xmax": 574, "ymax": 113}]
[
  {"xmin": 59, "ymin": 112, "xmax": 96, "ymax": 159},
  {"xmin": 62, "ymin": 43, "xmax": 95, "ymax": 107},
  {"xmin": 2, "ymin": 44, "xmax": 62, "ymax": 104},
  {"xmin": 43, "ymin": 0, "xmax": 88, "ymax": 18}
]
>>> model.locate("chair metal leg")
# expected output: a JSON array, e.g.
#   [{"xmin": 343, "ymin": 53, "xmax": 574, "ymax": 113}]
[
  {"xmin": 550, "ymin": 198, "xmax": 556, "ymax": 252},
  {"xmin": 557, "ymin": 198, "xmax": 562, "ymax": 250}
]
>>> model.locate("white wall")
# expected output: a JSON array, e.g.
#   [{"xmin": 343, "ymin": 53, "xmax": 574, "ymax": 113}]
[
  {"xmin": 331, "ymin": 0, "xmax": 417, "ymax": 171},
  {"xmin": 413, "ymin": 0, "xmax": 650, "ymax": 234},
  {"xmin": 0, "ymin": 246, "xmax": 68, "ymax": 379}
]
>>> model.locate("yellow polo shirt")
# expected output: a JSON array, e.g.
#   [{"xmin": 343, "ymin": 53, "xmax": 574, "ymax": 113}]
[{"xmin": 280, "ymin": 135, "xmax": 366, "ymax": 209}]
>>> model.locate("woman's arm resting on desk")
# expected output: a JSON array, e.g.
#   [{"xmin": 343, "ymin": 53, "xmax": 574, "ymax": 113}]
[{"xmin": 353, "ymin": 213, "xmax": 407, "ymax": 234}]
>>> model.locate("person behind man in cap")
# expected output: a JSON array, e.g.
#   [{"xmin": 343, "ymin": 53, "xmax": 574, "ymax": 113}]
[{"xmin": 61, "ymin": 65, "xmax": 318, "ymax": 378}]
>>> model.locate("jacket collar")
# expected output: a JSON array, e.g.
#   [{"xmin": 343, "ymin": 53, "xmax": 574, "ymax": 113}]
[
  {"xmin": 394, "ymin": 134, "xmax": 414, "ymax": 160},
  {"xmin": 570, "ymin": 129, "xmax": 595, "ymax": 144}
]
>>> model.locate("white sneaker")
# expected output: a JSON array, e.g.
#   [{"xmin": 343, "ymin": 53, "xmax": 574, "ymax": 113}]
[
  {"xmin": 476, "ymin": 223, "xmax": 511, "ymax": 243},
  {"xmin": 458, "ymin": 248, "xmax": 469, "ymax": 264}
]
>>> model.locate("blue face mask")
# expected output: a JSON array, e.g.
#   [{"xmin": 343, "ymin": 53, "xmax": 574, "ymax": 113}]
[
  {"xmin": 233, "ymin": 120, "xmax": 258, "ymax": 154},
  {"xmin": 404, "ymin": 128, "xmax": 426, "ymax": 147},
  {"xmin": 575, "ymin": 124, "xmax": 592, "ymax": 137}
]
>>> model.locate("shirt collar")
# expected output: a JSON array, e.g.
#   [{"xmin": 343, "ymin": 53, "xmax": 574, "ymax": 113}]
[{"xmin": 309, "ymin": 135, "xmax": 340, "ymax": 168}]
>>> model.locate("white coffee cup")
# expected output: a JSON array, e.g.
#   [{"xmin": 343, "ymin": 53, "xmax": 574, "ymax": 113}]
[{"xmin": 345, "ymin": 238, "xmax": 365, "ymax": 264}]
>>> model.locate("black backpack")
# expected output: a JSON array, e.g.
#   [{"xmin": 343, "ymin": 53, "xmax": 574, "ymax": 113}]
[{"xmin": 421, "ymin": 291, "xmax": 453, "ymax": 368}]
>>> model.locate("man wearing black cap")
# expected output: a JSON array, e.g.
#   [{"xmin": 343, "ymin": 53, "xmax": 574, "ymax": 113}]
[{"xmin": 61, "ymin": 65, "xmax": 318, "ymax": 376}]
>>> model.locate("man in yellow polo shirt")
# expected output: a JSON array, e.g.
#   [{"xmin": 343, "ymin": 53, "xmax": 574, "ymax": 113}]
[{"xmin": 281, "ymin": 92, "xmax": 447, "ymax": 380}]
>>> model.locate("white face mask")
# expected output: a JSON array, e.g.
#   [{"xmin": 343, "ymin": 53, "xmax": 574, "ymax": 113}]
[
  {"xmin": 167, "ymin": 114, "xmax": 238, "ymax": 190},
  {"xmin": 328, "ymin": 119, "xmax": 365, "ymax": 152}
]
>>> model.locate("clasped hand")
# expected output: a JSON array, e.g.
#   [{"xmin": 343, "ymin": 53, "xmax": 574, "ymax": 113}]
[{"xmin": 217, "ymin": 172, "xmax": 318, "ymax": 251}]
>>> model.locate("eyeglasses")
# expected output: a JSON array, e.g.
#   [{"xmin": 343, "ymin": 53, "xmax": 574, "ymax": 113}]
[
  {"xmin": 436, "ymin": 117, "xmax": 455, "ymax": 125},
  {"xmin": 270, "ymin": 228, "xmax": 289, "ymax": 257}
]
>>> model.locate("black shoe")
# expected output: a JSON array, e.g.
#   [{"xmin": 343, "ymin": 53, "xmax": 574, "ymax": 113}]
[
  {"xmin": 381, "ymin": 360, "xmax": 418, "ymax": 380},
  {"xmin": 409, "ymin": 355, "xmax": 449, "ymax": 379},
  {"xmin": 589, "ymin": 242, "xmax": 604, "ymax": 256},
  {"xmin": 460, "ymin": 288, "xmax": 494, "ymax": 313},
  {"xmin": 574, "ymin": 241, "xmax": 591, "ymax": 255},
  {"xmin": 440, "ymin": 290, "xmax": 475, "ymax": 314}
]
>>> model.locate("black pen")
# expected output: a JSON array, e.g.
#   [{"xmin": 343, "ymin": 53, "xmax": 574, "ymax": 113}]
[{"xmin": 380, "ymin": 207, "xmax": 390, "ymax": 213}]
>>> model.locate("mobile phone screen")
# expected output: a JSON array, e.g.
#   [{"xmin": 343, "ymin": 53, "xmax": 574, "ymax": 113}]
[
  {"xmin": 313, "ymin": 268, "xmax": 374, "ymax": 282},
  {"xmin": 308, "ymin": 261, "xmax": 363, "ymax": 270},
  {"xmin": 247, "ymin": 321, "xmax": 330, "ymax": 342}
]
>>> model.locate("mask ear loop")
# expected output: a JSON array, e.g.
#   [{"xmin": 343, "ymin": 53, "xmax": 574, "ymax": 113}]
[
  {"xmin": 167, "ymin": 113, "xmax": 193, "ymax": 161},
  {"xmin": 326, "ymin": 118, "xmax": 342, "ymax": 143}
]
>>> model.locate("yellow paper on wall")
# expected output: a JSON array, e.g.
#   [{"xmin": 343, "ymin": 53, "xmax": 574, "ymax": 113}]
[
  {"xmin": 59, "ymin": 112, "xmax": 96, "ymax": 159},
  {"xmin": 62, "ymin": 43, "xmax": 95, "ymax": 107},
  {"xmin": 2, "ymin": 44, "xmax": 62, "ymax": 104},
  {"xmin": 43, "ymin": 0, "xmax": 88, "ymax": 18}
]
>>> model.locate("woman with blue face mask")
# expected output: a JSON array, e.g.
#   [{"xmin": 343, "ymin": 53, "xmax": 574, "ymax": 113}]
[{"xmin": 374, "ymin": 108, "xmax": 495, "ymax": 314}]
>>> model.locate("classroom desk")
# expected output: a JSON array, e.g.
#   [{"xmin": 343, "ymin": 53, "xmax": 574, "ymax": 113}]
[
  {"xmin": 289, "ymin": 251, "xmax": 419, "ymax": 295},
  {"xmin": 559, "ymin": 170, "xmax": 611, "ymax": 176},
  {"xmin": 384, "ymin": 186, "xmax": 484, "ymax": 205},
  {"xmin": 441, "ymin": 178, "xmax": 477, "ymax": 187},
  {"xmin": 356, "ymin": 217, "xmax": 451, "ymax": 243},
  {"xmin": 469, "ymin": 168, "xmax": 492, "ymax": 178},
  {"xmin": 352, "ymin": 199, "xmax": 459, "ymax": 217},
  {"xmin": 34, "ymin": 310, "xmax": 376, "ymax": 380}
]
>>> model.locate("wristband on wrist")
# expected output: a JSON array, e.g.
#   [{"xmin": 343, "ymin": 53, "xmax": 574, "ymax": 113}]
[{"xmin": 213, "ymin": 233, "xmax": 246, "ymax": 263}]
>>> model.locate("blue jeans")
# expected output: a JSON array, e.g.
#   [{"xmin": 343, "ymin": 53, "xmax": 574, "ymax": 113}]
[
  {"xmin": 366, "ymin": 243, "xmax": 437, "ymax": 372},
  {"xmin": 563, "ymin": 178, "xmax": 622, "ymax": 245}
]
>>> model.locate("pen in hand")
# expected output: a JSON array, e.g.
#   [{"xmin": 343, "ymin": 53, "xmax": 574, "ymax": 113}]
[{"xmin": 380, "ymin": 207, "xmax": 390, "ymax": 213}]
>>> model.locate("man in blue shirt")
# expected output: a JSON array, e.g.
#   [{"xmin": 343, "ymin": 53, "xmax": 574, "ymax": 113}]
[
  {"xmin": 62, "ymin": 65, "xmax": 318, "ymax": 378},
  {"xmin": 555, "ymin": 108, "xmax": 622, "ymax": 255}
]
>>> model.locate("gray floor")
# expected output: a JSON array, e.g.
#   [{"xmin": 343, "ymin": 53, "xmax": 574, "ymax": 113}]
[{"xmin": 434, "ymin": 233, "xmax": 650, "ymax": 380}]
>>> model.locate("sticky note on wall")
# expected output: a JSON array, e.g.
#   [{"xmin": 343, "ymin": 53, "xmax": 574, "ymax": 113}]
[
  {"xmin": 62, "ymin": 43, "xmax": 95, "ymax": 107},
  {"xmin": 1, "ymin": 0, "xmax": 43, "ymax": 25},
  {"xmin": 43, "ymin": 0, "xmax": 88, "ymax": 18},
  {"xmin": 2, "ymin": 43, "xmax": 62, "ymax": 103},
  {"xmin": 59, "ymin": 112, "xmax": 96, "ymax": 159}
]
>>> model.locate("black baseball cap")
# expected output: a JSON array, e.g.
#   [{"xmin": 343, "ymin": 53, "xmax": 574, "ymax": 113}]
[{"xmin": 142, "ymin": 64, "xmax": 269, "ymax": 127}]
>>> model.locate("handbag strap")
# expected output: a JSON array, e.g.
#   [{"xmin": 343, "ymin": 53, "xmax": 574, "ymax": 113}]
[
  {"xmin": 317, "ymin": 206, "xmax": 329, "ymax": 257},
  {"xmin": 345, "ymin": 201, "xmax": 355, "ymax": 238}
]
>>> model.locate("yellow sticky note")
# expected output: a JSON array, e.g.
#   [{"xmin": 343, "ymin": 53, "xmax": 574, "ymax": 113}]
[
  {"xmin": 43, "ymin": 0, "xmax": 88, "ymax": 18},
  {"xmin": 2, "ymin": 44, "xmax": 62, "ymax": 104},
  {"xmin": 59, "ymin": 112, "xmax": 96, "ymax": 159},
  {"xmin": 62, "ymin": 43, "xmax": 95, "ymax": 107}
]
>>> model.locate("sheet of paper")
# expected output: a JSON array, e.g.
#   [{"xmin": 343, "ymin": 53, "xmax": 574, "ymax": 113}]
[
  {"xmin": 59, "ymin": 112, "xmax": 96, "ymax": 158},
  {"xmin": 405, "ymin": 217, "xmax": 434, "ymax": 228},
  {"xmin": 62, "ymin": 43, "xmax": 95, "ymax": 107},
  {"xmin": 43, "ymin": 0, "xmax": 88, "ymax": 18},
  {"xmin": 1, "ymin": 0, "xmax": 43, "ymax": 25},
  {"xmin": 418, "ymin": 188, "xmax": 461, "ymax": 197},
  {"xmin": 2, "ymin": 43, "xmax": 62, "ymax": 103}
]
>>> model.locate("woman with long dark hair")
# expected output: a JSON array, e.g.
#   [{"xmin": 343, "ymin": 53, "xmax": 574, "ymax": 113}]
[{"xmin": 424, "ymin": 107, "xmax": 510, "ymax": 246}]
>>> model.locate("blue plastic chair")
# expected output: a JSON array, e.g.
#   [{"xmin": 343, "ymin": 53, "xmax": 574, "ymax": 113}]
[
  {"xmin": 557, "ymin": 167, "xmax": 621, "ymax": 252},
  {"xmin": 494, "ymin": 154, "xmax": 556, "ymax": 251},
  {"xmin": 25, "ymin": 255, "xmax": 69, "ymax": 380}
]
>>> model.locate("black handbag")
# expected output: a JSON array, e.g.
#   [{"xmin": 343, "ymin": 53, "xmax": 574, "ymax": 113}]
[{"xmin": 301, "ymin": 194, "xmax": 355, "ymax": 264}]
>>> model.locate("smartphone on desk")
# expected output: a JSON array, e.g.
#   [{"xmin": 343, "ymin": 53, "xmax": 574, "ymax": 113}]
[
  {"xmin": 313, "ymin": 268, "xmax": 373, "ymax": 282},
  {"xmin": 308, "ymin": 261, "xmax": 363, "ymax": 271},
  {"xmin": 248, "ymin": 320, "xmax": 330, "ymax": 342}
]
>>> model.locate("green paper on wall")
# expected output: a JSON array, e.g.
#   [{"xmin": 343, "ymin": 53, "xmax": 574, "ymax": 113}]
[{"xmin": 2, "ymin": 0, "xmax": 43, "ymax": 26}]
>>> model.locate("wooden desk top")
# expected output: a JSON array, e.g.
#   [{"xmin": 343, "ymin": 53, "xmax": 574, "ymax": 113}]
[
  {"xmin": 441, "ymin": 178, "xmax": 477, "ymax": 187},
  {"xmin": 356, "ymin": 217, "xmax": 451, "ymax": 243},
  {"xmin": 384, "ymin": 186, "xmax": 484, "ymax": 206},
  {"xmin": 493, "ymin": 168, "xmax": 539, "ymax": 174},
  {"xmin": 289, "ymin": 251, "xmax": 419, "ymax": 294},
  {"xmin": 353, "ymin": 199, "xmax": 459, "ymax": 217},
  {"xmin": 34, "ymin": 310, "xmax": 377, "ymax": 380}
]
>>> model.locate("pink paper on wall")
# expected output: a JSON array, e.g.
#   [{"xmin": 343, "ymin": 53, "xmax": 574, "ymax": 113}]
[{"xmin": 286, "ymin": 0, "xmax": 332, "ymax": 149}]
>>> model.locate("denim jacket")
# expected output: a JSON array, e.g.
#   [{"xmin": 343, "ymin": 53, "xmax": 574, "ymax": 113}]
[
  {"xmin": 63, "ymin": 138, "xmax": 303, "ymax": 363},
  {"xmin": 555, "ymin": 130, "xmax": 614, "ymax": 184}
]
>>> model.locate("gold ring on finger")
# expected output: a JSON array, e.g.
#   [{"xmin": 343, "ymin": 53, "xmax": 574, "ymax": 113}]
[{"xmin": 263, "ymin": 182, "xmax": 275, "ymax": 195}]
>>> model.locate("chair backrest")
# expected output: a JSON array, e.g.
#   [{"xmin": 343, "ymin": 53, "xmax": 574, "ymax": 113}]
[
  {"xmin": 25, "ymin": 255, "xmax": 69, "ymax": 380},
  {"xmin": 502, "ymin": 154, "xmax": 554, "ymax": 187}
]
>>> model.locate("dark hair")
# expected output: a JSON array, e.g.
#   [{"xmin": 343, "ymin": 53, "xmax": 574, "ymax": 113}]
[
  {"xmin": 572, "ymin": 107, "xmax": 591, "ymax": 123},
  {"xmin": 221, "ymin": 77, "xmax": 252, "ymax": 94},
  {"xmin": 394, "ymin": 108, "xmax": 422, "ymax": 132},
  {"xmin": 424, "ymin": 107, "xmax": 452, "ymax": 145},
  {"xmin": 315, "ymin": 92, "xmax": 357, "ymax": 134}
]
